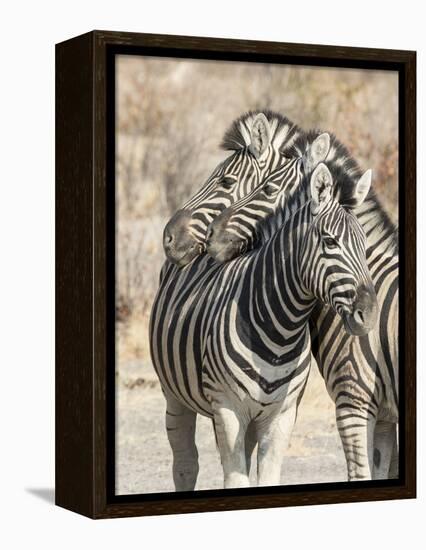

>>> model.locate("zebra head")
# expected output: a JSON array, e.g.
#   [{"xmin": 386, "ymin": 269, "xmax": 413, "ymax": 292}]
[
  {"xmin": 205, "ymin": 132, "xmax": 331, "ymax": 263},
  {"xmin": 300, "ymin": 163, "xmax": 378, "ymax": 336},
  {"xmin": 163, "ymin": 111, "xmax": 306, "ymax": 267}
]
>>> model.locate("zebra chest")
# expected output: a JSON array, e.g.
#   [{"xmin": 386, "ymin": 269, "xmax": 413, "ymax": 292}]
[{"xmin": 203, "ymin": 317, "xmax": 312, "ymax": 406}]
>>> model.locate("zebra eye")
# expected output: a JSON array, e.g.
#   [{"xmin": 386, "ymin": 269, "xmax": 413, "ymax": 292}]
[
  {"xmin": 323, "ymin": 236, "xmax": 339, "ymax": 249},
  {"xmin": 219, "ymin": 175, "xmax": 238, "ymax": 189},
  {"xmin": 263, "ymin": 183, "xmax": 277, "ymax": 197}
]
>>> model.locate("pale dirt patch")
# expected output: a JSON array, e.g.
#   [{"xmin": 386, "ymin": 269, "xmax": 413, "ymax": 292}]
[{"xmin": 116, "ymin": 359, "xmax": 347, "ymax": 495}]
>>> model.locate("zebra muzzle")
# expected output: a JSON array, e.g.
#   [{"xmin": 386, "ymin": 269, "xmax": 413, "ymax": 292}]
[{"xmin": 341, "ymin": 285, "xmax": 378, "ymax": 336}]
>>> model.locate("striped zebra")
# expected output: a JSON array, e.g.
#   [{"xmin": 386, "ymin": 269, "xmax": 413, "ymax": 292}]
[
  {"xmin": 162, "ymin": 111, "xmax": 329, "ymax": 267},
  {"xmin": 150, "ymin": 162, "xmax": 377, "ymax": 489},
  {"xmin": 206, "ymin": 132, "xmax": 399, "ymax": 481}
]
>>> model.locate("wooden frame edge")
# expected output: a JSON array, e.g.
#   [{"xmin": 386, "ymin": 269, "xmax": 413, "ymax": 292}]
[
  {"xmin": 56, "ymin": 30, "xmax": 416, "ymax": 519},
  {"xmin": 55, "ymin": 31, "xmax": 95, "ymax": 518}
]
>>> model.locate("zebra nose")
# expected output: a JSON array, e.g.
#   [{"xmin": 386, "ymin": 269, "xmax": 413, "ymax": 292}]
[
  {"xmin": 164, "ymin": 232, "xmax": 174, "ymax": 245},
  {"xmin": 353, "ymin": 308, "xmax": 365, "ymax": 325}
]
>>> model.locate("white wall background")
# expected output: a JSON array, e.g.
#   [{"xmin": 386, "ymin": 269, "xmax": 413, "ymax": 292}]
[{"xmin": 0, "ymin": 1, "xmax": 423, "ymax": 547}]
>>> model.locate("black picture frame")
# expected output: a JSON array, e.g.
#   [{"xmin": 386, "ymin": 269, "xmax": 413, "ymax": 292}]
[{"xmin": 56, "ymin": 30, "xmax": 416, "ymax": 519}]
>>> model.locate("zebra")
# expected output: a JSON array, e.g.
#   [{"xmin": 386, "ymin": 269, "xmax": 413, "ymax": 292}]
[
  {"xmin": 206, "ymin": 133, "xmax": 399, "ymax": 481},
  {"xmin": 162, "ymin": 110, "xmax": 329, "ymax": 267},
  {"xmin": 150, "ymin": 162, "xmax": 377, "ymax": 489}
]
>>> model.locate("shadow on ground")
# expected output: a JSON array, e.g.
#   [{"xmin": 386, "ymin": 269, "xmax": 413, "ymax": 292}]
[{"xmin": 26, "ymin": 488, "xmax": 55, "ymax": 504}]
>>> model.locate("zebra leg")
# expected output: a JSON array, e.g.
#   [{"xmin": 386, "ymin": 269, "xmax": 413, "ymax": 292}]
[
  {"xmin": 372, "ymin": 421, "xmax": 397, "ymax": 480},
  {"xmin": 245, "ymin": 421, "xmax": 257, "ymax": 480},
  {"xmin": 388, "ymin": 430, "xmax": 399, "ymax": 479},
  {"xmin": 257, "ymin": 406, "xmax": 297, "ymax": 487},
  {"xmin": 212, "ymin": 403, "xmax": 250, "ymax": 488},
  {"xmin": 165, "ymin": 393, "xmax": 199, "ymax": 491},
  {"xmin": 335, "ymin": 406, "xmax": 376, "ymax": 481}
]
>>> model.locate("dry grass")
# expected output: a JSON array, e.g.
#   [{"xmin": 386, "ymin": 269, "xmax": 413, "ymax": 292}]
[{"xmin": 117, "ymin": 314, "xmax": 151, "ymax": 364}]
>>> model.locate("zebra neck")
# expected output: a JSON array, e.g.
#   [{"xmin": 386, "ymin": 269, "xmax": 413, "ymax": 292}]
[
  {"xmin": 257, "ymin": 182, "xmax": 310, "ymax": 244},
  {"xmin": 237, "ymin": 209, "xmax": 316, "ymax": 357},
  {"xmin": 355, "ymin": 195, "xmax": 398, "ymax": 258}
]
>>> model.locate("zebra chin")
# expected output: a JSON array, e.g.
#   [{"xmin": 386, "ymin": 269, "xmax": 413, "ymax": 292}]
[
  {"xmin": 164, "ymin": 244, "xmax": 204, "ymax": 267},
  {"xmin": 206, "ymin": 239, "xmax": 246, "ymax": 263},
  {"xmin": 164, "ymin": 239, "xmax": 205, "ymax": 267},
  {"xmin": 340, "ymin": 286, "xmax": 379, "ymax": 336}
]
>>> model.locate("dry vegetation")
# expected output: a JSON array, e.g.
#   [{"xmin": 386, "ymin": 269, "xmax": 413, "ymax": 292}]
[{"xmin": 116, "ymin": 55, "xmax": 398, "ymax": 365}]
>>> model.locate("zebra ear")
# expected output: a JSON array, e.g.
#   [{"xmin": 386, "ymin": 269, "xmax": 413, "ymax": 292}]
[
  {"xmin": 304, "ymin": 133, "xmax": 331, "ymax": 174},
  {"xmin": 310, "ymin": 163, "xmax": 333, "ymax": 215},
  {"xmin": 249, "ymin": 113, "xmax": 272, "ymax": 159},
  {"xmin": 352, "ymin": 169, "xmax": 372, "ymax": 207}
]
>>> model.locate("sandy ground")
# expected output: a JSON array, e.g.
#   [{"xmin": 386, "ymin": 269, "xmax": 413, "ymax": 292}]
[{"xmin": 116, "ymin": 359, "xmax": 347, "ymax": 495}]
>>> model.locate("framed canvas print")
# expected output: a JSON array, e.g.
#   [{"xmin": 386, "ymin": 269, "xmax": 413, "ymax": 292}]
[{"xmin": 55, "ymin": 30, "xmax": 416, "ymax": 519}]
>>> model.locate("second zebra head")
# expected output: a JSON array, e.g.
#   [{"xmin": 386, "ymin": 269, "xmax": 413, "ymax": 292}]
[{"xmin": 205, "ymin": 133, "xmax": 373, "ymax": 263}]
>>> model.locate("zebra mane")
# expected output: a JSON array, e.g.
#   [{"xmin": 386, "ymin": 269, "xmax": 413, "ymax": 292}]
[
  {"xmin": 325, "ymin": 133, "xmax": 398, "ymax": 255},
  {"xmin": 220, "ymin": 109, "xmax": 306, "ymax": 156},
  {"xmin": 259, "ymin": 132, "xmax": 398, "ymax": 255},
  {"xmin": 257, "ymin": 178, "xmax": 310, "ymax": 243}
]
